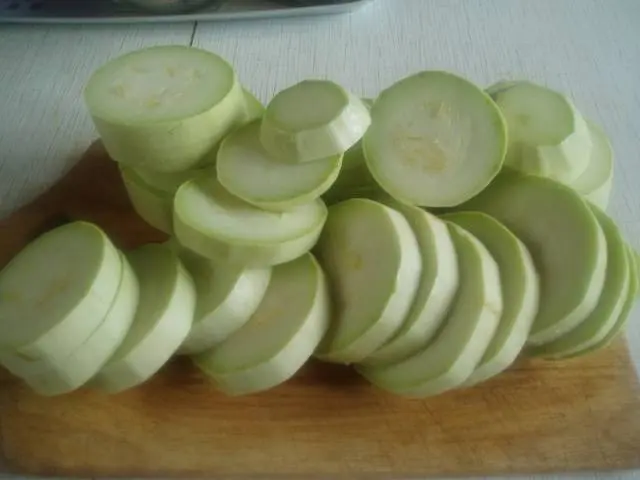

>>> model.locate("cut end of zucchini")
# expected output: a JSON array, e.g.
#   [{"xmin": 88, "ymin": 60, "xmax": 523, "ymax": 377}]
[
  {"xmin": 179, "ymin": 253, "xmax": 272, "ymax": 354},
  {"xmin": 315, "ymin": 199, "xmax": 422, "ymax": 363},
  {"xmin": 571, "ymin": 119, "xmax": 614, "ymax": 210},
  {"xmin": 493, "ymin": 81, "xmax": 593, "ymax": 183},
  {"xmin": 0, "ymin": 221, "xmax": 122, "ymax": 358},
  {"xmin": 444, "ymin": 211, "xmax": 538, "ymax": 386},
  {"xmin": 527, "ymin": 205, "xmax": 630, "ymax": 359},
  {"xmin": 84, "ymin": 45, "xmax": 237, "ymax": 125},
  {"xmin": 217, "ymin": 120, "xmax": 342, "ymax": 211},
  {"xmin": 241, "ymin": 88, "xmax": 265, "ymax": 123},
  {"xmin": 363, "ymin": 71, "xmax": 506, "ymax": 207},
  {"xmin": 193, "ymin": 253, "xmax": 330, "ymax": 395},
  {"xmin": 361, "ymin": 204, "xmax": 459, "ymax": 367},
  {"xmin": 173, "ymin": 177, "xmax": 327, "ymax": 266},
  {"xmin": 94, "ymin": 243, "xmax": 196, "ymax": 393},
  {"xmin": 496, "ymin": 82, "xmax": 574, "ymax": 145},
  {"xmin": 460, "ymin": 169, "xmax": 608, "ymax": 346},
  {"xmin": 120, "ymin": 166, "xmax": 174, "ymax": 234},
  {"xmin": 358, "ymin": 222, "xmax": 503, "ymax": 397},
  {"xmin": 21, "ymin": 251, "xmax": 139, "ymax": 396},
  {"xmin": 133, "ymin": 165, "xmax": 205, "ymax": 196},
  {"xmin": 260, "ymin": 80, "xmax": 371, "ymax": 163}
]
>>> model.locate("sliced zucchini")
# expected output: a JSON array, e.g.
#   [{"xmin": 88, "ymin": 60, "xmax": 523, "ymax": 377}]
[
  {"xmin": 460, "ymin": 169, "xmax": 607, "ymax": 345},
  {"xmin": 529, "ymin": 206, "xmax": 630, "ymax": 358},
  {"xmin": 177, "ymin": 246, "xmax": 271, "ymax": 355},
  {"xmin": 563, "ymin": 245, "xmax": 639, "ymax": 357},
  {"xmin": 443, "ymin": 212, "xmax": 539, "ymax": 386},
  {"xmin": 0, "ymin": 222, "xmax": 122, "ymax": 363},
  {"xmin": 357, "ymin": 224, "xmax": 503, "ymax": 397},
  {"xmin": 120, "ymin": 165, "xmax": 174, "ymax": 234},
  {"xmin": 173, "ymin": 177, "xmax": 327, "ymax": 267},
  {"xmin": 20, "ymin": 252, "xmax": 139, "ymax": 396},
  {"xmin": 92, "ymin": 244, "xmax": 196, "ymax": 393},
  {"xmin": 315, "ymin": 199, "xmax": 422, "ymax": 364},
  {"xmin": 260, "ymin": 80, "xmax": 371, "ymax": 163},
  {"xmin": 84, "ymin": 45, "xmax": 246, "ymax": 172},
  {"xmin": 361, "ymin": 205, "xmax": 459, "ymax": 367},
  {"xmin": 217, "ymin": 121, "xmax": 342, "ymax": 211},
  {"xmin": 193, "ymin": 253, "xmax": 330, "ymax": 396},
  {"xmin": 242, "ymin": 87, "xmax": 265, "ymax": 122},
  {"xmin": 322, "ymin": 137, "xmax": 383, "ymax": 205},
  {"xmin": 363, "ymin": 71, "xmax": 507, "ymax": 207},
  {"xmin": 571, "ymin": 120, "xmax": 614, "ymax": 210},
  {"xmin": 493, "ymin": 81, "xmax": 592, "ymax": 184},
  {"xmin": 133, "ymin": 166, "xmax": 205, "ymax": 197}
]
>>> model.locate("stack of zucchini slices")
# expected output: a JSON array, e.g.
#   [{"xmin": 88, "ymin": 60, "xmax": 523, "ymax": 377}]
[{"xmin": 0, "ymin": 47, "xmax": 635, "ymax": 398}]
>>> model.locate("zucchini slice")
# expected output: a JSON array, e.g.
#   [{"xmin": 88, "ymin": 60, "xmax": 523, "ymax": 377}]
[
  {"xmin": 217, "ymin": 121, "xmax": 342, "ymax": 211},
  {"xmin": 315, "ymin": 199, "xmax": 422, "ymax": 364},
  {"xmin": 173, "ymin": 177, "xmax": 327, "ymax": 267},
  {"xmin": 193, "ymin": 253, "xmax": 330, "ymax": 396},
  {"xmin": 492, "ymin": 81, "xmax": 592, "ymax": 184},
  {"xmin": 563, "ymin": 245, "xmax": 639, "ymax": 357},
  {"xmin": 363, "ymin": 71, "xmax": 507, "ymax": 207},
  {"xmin": 260, "ymin": 80, "xmax": 371, "ymax": 163},
  {"xmin": 0, "ymin": 222, "xmax": 122, "ymax": 363},
  {"xmin": 242, "ymin": 87, "xmax": 265, "ymax": 122},
  {"xmin": 571, "ymin": 120, "xmax": 614, "ymax": 210},
  {"xmin": 19, "ymin": 251, "xmax": 139, "ymax": 396},
  {"xmin": 460, "ymin": 169, "xmax": 608, "ymax": 345},
  {"xmin": 92, "ymin": 243, "xmax": 196, "ymax": 393},
  {"xmin": 176, "ymin": 246, "xmax": 272, "ymax": 355},
  {"xmin": 120, "ymin": 165, "xmax": 174, "ymax": 234},
  {"xmin": 361, "ymin": 204, "xmax": 459, "ymax": 367},
  {"xmin": 357, "ymin": 224, "xmax": 503, "ymax": 397},
  {"xmin": 444, "ymin": 212, "xmax": 539, "ymax": 386},
  {"xmin": 84, "ymin": 45, "xmax": 246, "ymax": 172},
  {"xmin": 528, "ymin": 206, "xmax": 630, "ymax": 358},
  {"xmin": 133, "ymin": 165, "xmax": 206, "ymax": 197}
]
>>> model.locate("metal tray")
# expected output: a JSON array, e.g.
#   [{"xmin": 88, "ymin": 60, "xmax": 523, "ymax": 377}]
[{"xmin": 0, "ymin": 0, "xmax": 373, "ymax": 24}]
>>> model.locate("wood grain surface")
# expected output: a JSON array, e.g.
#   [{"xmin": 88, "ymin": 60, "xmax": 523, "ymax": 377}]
[{"xmin": 0, "ymin": 143, "xmax": 639, "ymax": 478}]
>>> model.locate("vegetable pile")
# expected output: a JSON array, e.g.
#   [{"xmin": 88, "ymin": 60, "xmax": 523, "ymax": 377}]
[{"xmin": 0, "ymin": 45, "xmax": 637, "ymax": 398}]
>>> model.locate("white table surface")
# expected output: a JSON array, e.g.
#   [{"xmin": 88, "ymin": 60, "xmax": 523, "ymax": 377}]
[{"xmin": 0, "ymin": 0, "xmax": 639, "ymax": 478}]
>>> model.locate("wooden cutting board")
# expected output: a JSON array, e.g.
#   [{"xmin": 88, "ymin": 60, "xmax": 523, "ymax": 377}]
[{"xmin": 1, "ymin": 142, "xmax": 640, "ymax": 478}]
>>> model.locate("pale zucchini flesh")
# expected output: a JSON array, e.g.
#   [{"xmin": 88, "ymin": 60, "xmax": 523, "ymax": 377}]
[
  {"xmin": 173, "ymin": 177, "xmax": 327, "ymax": 266},
  {"xmin": 363, "ymin": 71, "xmax": 507, "ymax": 207},
  {"xmin": 357, "ymin": 224, "xmax": 503, "ymax": 397},
  {"xmin": 241, "ymin": 87, "xmax": 265, "ymax": 123},
  {"xmin": 529, "ymin": 208, "xmax": 631, "ymax": 359},
  {"xmin": 20, "ymin": 252, "xmax": 139, "ymax": 396},
  {"xmin": 120, "ymin": 165, "xmax": 174, "ymax": 234},
  {"xmin": 93, "ymin": 244, "xmax": 196, "ymax": 393},
  {"xmin": 0, "ymin": 222, "xmax": 122, "ymax": 363},
  {"xmin": 443, "ymin": 212, "xmax": 539, "ymax": 386},
  {"xmin": 563, "ymin": 245, "xmax": 639, "ymax": 357},
  {"xmin": 260, "ymin": 80, "xmax": 371, "ymax": 163},
  {"xmin": 493, "ymin": 81, "xmax": 592, "ymax": 184},
  {"xmin": 460, "ymin": 169, "xmax": 608, "ymax": 346},
  {"xmin": 571, "ymin": 120, "xmax": 614, "ymax": 210},
  {"xmin": 193, "ymin": 253, "xmax": 330, "ymax": 395},
  {"xmin": 361, "ymin": 204, "xmax": 459, "ymax": 367},
  {"xmin": 217, "ymin": 121, "xmax": 342, "ymax": 211},
  {"xmin": 177, "ymin": 246, "xmax": 272, "ymax": 355},
  {"xmin": 85, "ymin": 45, "xmax": 246, "ymax": 172},
  {"xmin": 133, "ymin": 165, "xmax": 205, "ymax": 197},
  {"xmin": 322, "ymin": 135, "xmax": 383, "ymax": 205},
  {"xmin": 315, "ymin": 199, "xmax": 422, "ymax": 364}
]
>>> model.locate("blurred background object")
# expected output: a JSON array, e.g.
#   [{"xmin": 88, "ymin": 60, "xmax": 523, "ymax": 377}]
[{"xmin": 0, "ymin": 0, "xmax": 373, "ymax": 23}]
